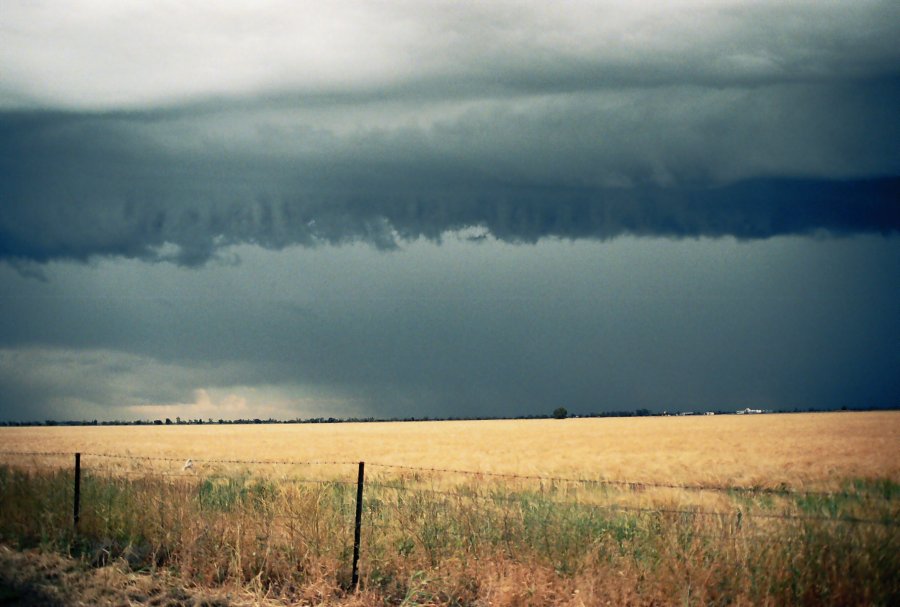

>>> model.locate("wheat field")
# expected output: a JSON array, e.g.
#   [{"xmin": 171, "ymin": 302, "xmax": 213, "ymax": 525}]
[{"xmin": 2, "ymin": 411, "xmax": 898, "ymax": 487}]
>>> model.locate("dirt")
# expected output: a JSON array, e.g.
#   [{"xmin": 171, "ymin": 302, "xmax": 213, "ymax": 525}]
[{"xmin": 0, "ymin": 545, "xmax": 241, "ymax": 607}]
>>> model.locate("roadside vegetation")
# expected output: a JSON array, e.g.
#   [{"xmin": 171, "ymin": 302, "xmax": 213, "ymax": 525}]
[{"xmin": 0, "ymin": 457, "xmax": 897, "ymax": 606}]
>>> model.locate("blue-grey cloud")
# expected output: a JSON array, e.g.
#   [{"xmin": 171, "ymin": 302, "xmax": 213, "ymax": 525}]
[
  {"xmin": 1, "ymin": 234, "xmax": 898, "ymax": 422},
  {"xmin": 2, "ymin": 95, "xmax": 898, "ymax": 270}
]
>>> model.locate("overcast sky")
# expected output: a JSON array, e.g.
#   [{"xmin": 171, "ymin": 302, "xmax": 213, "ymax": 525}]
[{"xmin": 1, "ymin": 1, "xmax": 898, "ymax": 421}]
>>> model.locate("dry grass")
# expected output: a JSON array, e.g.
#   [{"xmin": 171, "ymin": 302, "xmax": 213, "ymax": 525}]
[
  {"xmin": 1, "ymin": 412, "xmax": 898, "ymax": 606},
  {"xmin": 0, "ymin": 544, "xmax": 249, "ymax": 606}
]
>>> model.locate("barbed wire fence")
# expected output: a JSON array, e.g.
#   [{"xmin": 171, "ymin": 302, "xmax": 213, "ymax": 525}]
[{"xmin": 0, "ymin": 451, "xmax": 897, "ymax": 590}]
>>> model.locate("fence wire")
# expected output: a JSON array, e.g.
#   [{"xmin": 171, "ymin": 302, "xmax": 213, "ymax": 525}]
[
  {"xmin": 0, "ymin": 451, "xmax": 73, "ymax": 458},
  {"xmin": 365, "ymin": 461, "xmax": 890, "ymax": 501},
  {"xmin": 81, "ymin": 452, "xmax": 358, "ymax": 467},
  {"xmin": 1, "ymin": 452, "xmax": 897, "ymax": 528},
  {"xmin": 363, "ymin": 481, "xmax": 899, "ymax": 527}
]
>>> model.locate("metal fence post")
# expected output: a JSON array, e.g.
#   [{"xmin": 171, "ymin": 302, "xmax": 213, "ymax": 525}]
[
  {"xmin": 73, "ymin": 453, "xmax": 81, "ymax": 530},
  {"xmin": 351, "ymin": 461, "xmax": 365, "ymax": 590}
]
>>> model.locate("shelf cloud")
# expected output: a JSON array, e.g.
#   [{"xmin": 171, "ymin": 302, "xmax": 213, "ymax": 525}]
[{"xmin": 1, "ymin": 100, "xmax": 897, "ymax": 268}]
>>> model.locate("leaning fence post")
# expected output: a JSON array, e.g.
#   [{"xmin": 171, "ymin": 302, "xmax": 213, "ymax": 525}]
[
  {"xmin": 351, "ymin": 461, "xmax": 365, "ymax": 590},
  {"xmin": 73, "ymin": 453, "xmax": 81, "ymax": 530}
]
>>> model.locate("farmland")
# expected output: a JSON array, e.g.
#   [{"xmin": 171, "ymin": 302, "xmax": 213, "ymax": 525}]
[
  {"xmin": 3, "ymin": 412, "xmax": 898, "ymax": 485},
  {"xmin": 1, "ymin": 412, "xmax": 898, "ymax": 605}
]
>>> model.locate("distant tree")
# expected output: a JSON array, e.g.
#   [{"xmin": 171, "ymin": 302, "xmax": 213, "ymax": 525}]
[
  {"xmin": 552, "ymin": 407, "xmax": 568, "ymax": 419},
  {"xmin": 165, "ymin": 418, "xmax": 172, "ymax": 425}
]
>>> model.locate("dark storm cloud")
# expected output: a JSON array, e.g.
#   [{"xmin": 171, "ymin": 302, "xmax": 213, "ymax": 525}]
[
  {"xmin": 1, "ymin": 98, "xmax": 898, "ymax": 269},
  {"xmin": 2, "ymin": 1, "xmax": 898, "ymax": 269}
]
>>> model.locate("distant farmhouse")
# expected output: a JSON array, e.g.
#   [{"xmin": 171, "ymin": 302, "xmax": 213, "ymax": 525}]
[{"xmin": 736, "ymin": 407, "xmax": 765, "ymax": 415}]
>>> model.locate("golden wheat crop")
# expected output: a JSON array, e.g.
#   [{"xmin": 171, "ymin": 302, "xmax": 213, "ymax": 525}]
[{"xmin": 2, "ymin": 411, "xmax": 898, "ymax": 489}]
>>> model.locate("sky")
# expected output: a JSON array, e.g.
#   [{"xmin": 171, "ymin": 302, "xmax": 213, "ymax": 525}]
[{"xmin": 1, "ymin": 0, "xmax": 898, "ymax": 422}]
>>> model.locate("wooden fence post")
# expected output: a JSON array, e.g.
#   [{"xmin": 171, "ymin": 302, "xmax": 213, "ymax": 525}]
[
  {"xmin": 73, "ymin": 453, "xmax": 81, "ymax": 530},
  {"xmin": 351, "ymin": 461, "xmax": 365, "ymax": 590}
]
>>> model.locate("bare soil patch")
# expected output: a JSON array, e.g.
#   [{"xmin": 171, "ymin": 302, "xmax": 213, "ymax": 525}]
[{"xmin": 0, "ymin": 545, "xmax": 238, "ymax": 607}]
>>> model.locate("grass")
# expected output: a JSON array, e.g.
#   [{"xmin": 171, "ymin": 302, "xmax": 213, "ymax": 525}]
[
  {"xmin": 0, "ymin": 464, "xmax": 897, "ymax": 605},
  {"xmin": 0, "ymin": 412, "xmax": 898, "ymax": 605}
]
